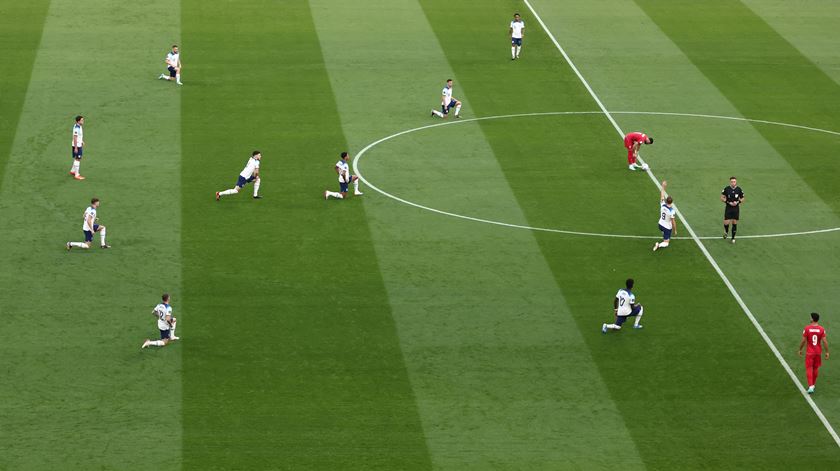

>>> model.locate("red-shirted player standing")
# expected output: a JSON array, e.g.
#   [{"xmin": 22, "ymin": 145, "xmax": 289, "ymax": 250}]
[
  {"xmin": 623, "ymin": 132, "xmax": 653, "ymax": 171},
  {"xmin": 798, "ymin": 312, "xmax": 829, "ymax": 394}
]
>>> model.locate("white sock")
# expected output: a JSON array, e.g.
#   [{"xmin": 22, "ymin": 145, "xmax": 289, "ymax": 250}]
[
  {"xmin": 71, "ymin": 160, "xmax": 80, "ymax": 174},
  {"xmin": 607, "ymin": 324, "xmax": 620, "ymax": 330},
  {"xmin": 220, "ymin": 188, "xmax": 239, "ymax": 196},
  {"xmin": 353, "ymin": 180, "xmax": 359, "ymax": 191},
  {"xmin": 327, "ymin": 191, "xmax": 343, "ymax": 199},
  {"xmin": 253, "ymin": 178, "xmax": 260, "ymax": 197},
  {"xmin": 634, "ymin": 307, "xmax": 644, "ymax": 326},
  {"xmin": 100, "ymin": 228, "xmax": 106, "ymax": 245},
  {"xmin": 150, "ymin": 340, "xmax": 165, "ymax": 347},
  {"xmin": 659, "ymin": 241, "xmax": 670, "ymax": 248},
  {"xmin": 511, "ymin": 46, "xmax": 516, "ymax": 58},
  {"xmin": 432, "ymin": 110, "xmax": 444, "ymax": 117},
  {"xmin": 170, "ymin": 320, "xmax": 177, "ymax": 337},
  {"xmin": 455, "ymin": 104, "xmax": 461, "ymax": 116},
  {"xmin": 516, "ymin": 46, "xmax": 521, "ymax": 57},
  {"xmin": 176, "ymin": 73, "xmax": 181, "ymax": 83},
  {"xmin": 70, "ymin": 242, "xmax": 88, "ymax": 248}
]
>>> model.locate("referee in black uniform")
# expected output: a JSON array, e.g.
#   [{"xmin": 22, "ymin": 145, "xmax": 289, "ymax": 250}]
[{"xmin": 721, "ymin": 176, "xmax": 745, "ymax": 243}]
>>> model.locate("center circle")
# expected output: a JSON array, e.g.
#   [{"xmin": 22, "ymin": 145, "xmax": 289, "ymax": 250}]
[{"xmin": 353, "ymin": 111, "xmax": 840, "ymax": 240}]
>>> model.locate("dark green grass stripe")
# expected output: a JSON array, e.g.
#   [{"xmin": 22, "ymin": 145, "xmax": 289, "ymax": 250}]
[
  {"xmin": 180, "ymin": 1, "xmax": 431, "ymax": 468},
  {"xmin": 634, "ymin": 0, "xmax": 840, "ymax": 214},
  {"xmin": 420, "ymin": 0, "xmax": 840, "ymax": 468},
  {"xmin": 0, "ymin": 0, "xmax": 50, "ymax": 187}
]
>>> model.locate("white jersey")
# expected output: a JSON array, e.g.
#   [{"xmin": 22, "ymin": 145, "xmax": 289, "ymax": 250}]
[
  {"xmin": 154, "ymin": 303, "xmax": 172, "ymax": 330},
  {"xmin": 442, "ymin": 86, "xmax": 453, "ymax": 106},
  {"xmin": 510, "ymin": 20, "xmax": 525, "ymax": 39},
  {"xmin": 615, "ymin": 289, "xmax": 635, "ymax": 316},
  {"xmin": 336, "ymin": 160, "xmax": 351, "ymax": 183},
  {"xmin": 166, "ymin": 51, "xmax": 180, "ymax": 67},
  {"xmin": 239, "ymin": 157, "xmax": 260, "ymax": 179},
  {"xmin": 72, "ymin": 123, "xmax": 83, "ymax": 147},
  {"xmin": 658, "ymin": 201, "xmax": 676, "ymax": 229},
  {"xmin": 82, "ymin": 206, "xmax": 97, "ymax": 231}
]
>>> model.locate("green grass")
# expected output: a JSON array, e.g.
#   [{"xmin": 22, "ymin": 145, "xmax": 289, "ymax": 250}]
[{"xmin": 2, "ymin": 0, "xmax": 840, "ymax": 469}]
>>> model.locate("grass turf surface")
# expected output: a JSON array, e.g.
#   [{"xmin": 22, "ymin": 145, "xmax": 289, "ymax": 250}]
[{"xmin": 2, "ymin": 0, "xmax": 840, "ymax": 469}]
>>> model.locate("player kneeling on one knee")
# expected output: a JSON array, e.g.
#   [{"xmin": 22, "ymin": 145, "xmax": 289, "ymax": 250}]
[
  {"xmin": 325, "ymin": 151, "xmax": 363, "ymax": 200},
  {"xmin": 603, "ymin": 278, "xmax": 644, "ymax": 333},
  {"xmin": 66, "ymin": 197, "xmax": 110, "ymax": 250},
  {"xmin": 142, "ymin": 293, "xmax": 178, "ymax": 349},
  {"xmin": 216, "ymin": 151, "xmax": 262, "ymax": 200}
]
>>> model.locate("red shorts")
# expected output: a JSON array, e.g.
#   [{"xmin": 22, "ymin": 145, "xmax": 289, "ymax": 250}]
[{"xmin": 806, "ymin": 353, "xmax": 822, "ymax": 369}]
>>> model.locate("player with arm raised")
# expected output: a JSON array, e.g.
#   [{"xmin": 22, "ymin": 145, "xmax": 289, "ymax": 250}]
[
  {"xmin": 431, "ymin": 79, "xmax": 462, "ymax": 119},
  {"xmin": 142, "ymin": 293, "xmax": 178, "ymax": 348},
  {"xmin": 623, "ymin": 132, "xmax": 653, "ymax": 171},
  {"xmin": 602, "ymin": 278, "xmax": 645, "ymax": 333},
  {"xmin": 799, "ymin": 312, "xmax": 829, "ymax": 394},
  {"xmin": 66, "ymin": 198, "xmax": 110, "ymax": 250},
  {"xmin": 653, "ymin": 180, "xmax": 676, "ymax": 251},
  {"xmin": 216, "ymin": 151, "xmax": 262, "ymax": 200},
  {"xmin": 325, "ymin": 151, "xmax": 363, "ymax": 200},
  {"xmin": 509, "ymin": 13, "xmax": 524, "ymax": 60},
  {"xmin": 158, "ymin": 45, "xmax": 182, "ymax": 85}
]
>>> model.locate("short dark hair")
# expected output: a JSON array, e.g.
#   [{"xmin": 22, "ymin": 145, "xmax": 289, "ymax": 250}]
[
  {"xmin": 341, "ymin": 151, "xmax": 348, "ymax": 159},
  {"xmin": 514, "ymin": 12, "xmax": 520, "ymax": 16},
  {"xmin": 75, "ymin": 115, "xmax": 83, "ymax": 122},
  {"xmin": 730, "ymin": 176, "xmax": 737, "ymax": 180},
  {"xmin": 626, "ymin": 278, "xmax": 634, "ymax": 290},
  {"xmin": 162, "ymin": 293, "xmax": 170, "ymax": 302},
  {"xmin": 447, "ymin": 79, "xmax": 453, "ymax": 83},
  {"xmin": 252, "ymin": 150, "xmax": 261, "ymax": 156},
  {"xmin": 90, "ymin": 197, "xmax": 99, "ymax": 205},
  {"xmin": 666, "ymin": 196, "xmax": 673, "ymax": 204},
  {"xmin": 812, "ymin": 312, "xmax": 820, "ymax": 322},
  {"xmin": 647, "ymin": 137, "xmax": 654, "ymax": 144},
  {"xmin": 172, "ymin": 44, "xmax": 178, "ymax": 48}
]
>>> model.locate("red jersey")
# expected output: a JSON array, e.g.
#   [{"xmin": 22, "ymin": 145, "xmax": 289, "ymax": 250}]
[
  {"xmin": 803, "ymin": 324, "xmax": 826, "ymax": 355},
  {"xmin": 624, "ymin": 132, "xmax": 648, "ymax": 148}
]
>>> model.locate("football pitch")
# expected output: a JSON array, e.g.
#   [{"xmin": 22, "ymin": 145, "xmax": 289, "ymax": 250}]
[{"xmin": 4, "ymin": 0, "xmax": 840, "ymax": 468}]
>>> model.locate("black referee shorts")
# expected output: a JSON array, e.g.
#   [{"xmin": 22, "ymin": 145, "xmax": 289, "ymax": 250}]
[{"xmin": 724, "ymin": 205, "xmax": 740, "ymax": 220}]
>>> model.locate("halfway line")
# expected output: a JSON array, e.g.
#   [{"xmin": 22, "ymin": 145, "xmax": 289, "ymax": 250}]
[{"xmin": 523, "ymin": 0, "xmax": 840, "ymax": 448}]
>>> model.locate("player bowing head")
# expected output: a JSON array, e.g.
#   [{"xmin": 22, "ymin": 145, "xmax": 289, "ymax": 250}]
[{"xmin": 623, "ymin": 131, "xmax": 653, "ymax": 171}]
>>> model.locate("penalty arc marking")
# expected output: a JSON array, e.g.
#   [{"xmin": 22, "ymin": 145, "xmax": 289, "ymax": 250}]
[{"xmin": 353, "ymin": 110, "xmax": 840, "ymax": 241}]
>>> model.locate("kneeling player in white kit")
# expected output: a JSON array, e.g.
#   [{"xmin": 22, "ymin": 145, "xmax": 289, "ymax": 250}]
[
  {"xmin": 142, "ymin": 293, "xmax": 179, "ymax": 349},
  {"xmin": 602, "ymin": 278, "xmax": 644, "ymax": 333},
  {"xmin": 66, "ymin": 197, "xmax": 110, "ymax": 250},
  {"xmin": 431, "ymin": 79, "xmax": 462, "ymax": 119},
  {"xmin": 216, "ymin": 150, "xmax": 262, "ymax": 200},
  {"xmin": 325, "ymin": 151, "xmax": 363, "ymax": 199}
]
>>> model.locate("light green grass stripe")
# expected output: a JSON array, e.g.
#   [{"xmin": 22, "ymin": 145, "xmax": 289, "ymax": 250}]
[
  {"xmin": 742, "ymin": 0, "xmax": 840, "ymax": 86},
  {"xmin": 310, "ymin": 0, "xmax": 645, "ymax": 468},
  {"xmin": 531, "ymin": 0, "xmax": 840, "ymax": 451},
  {"xmin": 0, "ymin": 0, "xmax": 181, "ymax": 468}
]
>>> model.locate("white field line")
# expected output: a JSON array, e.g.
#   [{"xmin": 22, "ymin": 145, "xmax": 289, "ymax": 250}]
[
  {"xmin": 353, "ymin": 111, "xmax": 840, "ymax": 240},
  {"xmin": 523, "ymin": 0, "xmax": 840, "ymax": 447}
]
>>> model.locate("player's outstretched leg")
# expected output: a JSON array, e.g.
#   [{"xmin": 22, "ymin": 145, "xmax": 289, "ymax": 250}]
[
  {"xmin": 217, "ymin": 187, "xmax": 240, "ymax": 200},
  {"xmin": 142, "ymin": 339, "xmax": 168, "ymax": 349}
]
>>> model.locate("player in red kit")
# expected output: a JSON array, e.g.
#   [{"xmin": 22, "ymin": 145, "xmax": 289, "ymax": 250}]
[
  {"xmin": 623, "ymin": 132, "xmax": 653, "ymax": 171},
  {"xmin": 798, "ymin": 312, "xmax": 829, "ymax": 394}
]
